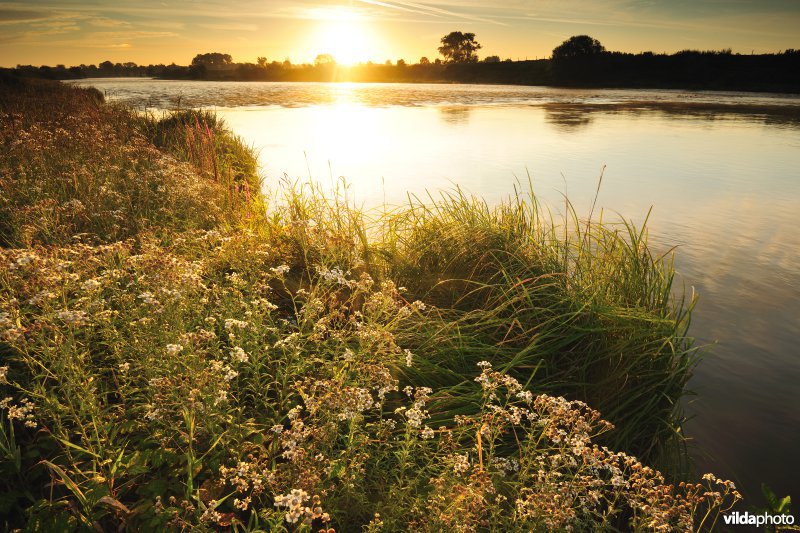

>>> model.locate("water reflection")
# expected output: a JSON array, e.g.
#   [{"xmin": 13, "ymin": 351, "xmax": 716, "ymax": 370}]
[
  {"xmin": 543, "ymin": 104, "xmax": 594, "ymax": 132},
  {"xmin": 438, "ymin": 106, "xmax": 472, "ymax": 125},
  {"xmin": 540, "ymin": 102, "xmax": 800, "ymax": 133},
  {"xmin": 71, "ymin": 78, "xmax": 800, "ymax": 112}
]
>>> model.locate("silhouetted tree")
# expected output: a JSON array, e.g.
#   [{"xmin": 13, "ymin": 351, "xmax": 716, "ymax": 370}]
[
  {"xmin": 191, "ymin": 52, "xmax": 233, "ymax": 67},
  {"xmin": 552, "ymin": 35, "xmax": 605, "ymax": 60},
  {"xmin": 438, "ymin": 31, "xmax": 481, "ymax": 63},
  {"xmin": 483, "ymin": 55, "xmax": 500, "ymax": 63},
  {"xmin": 419, "ymin": 56, "xmax": 430, "ymax": 65},
  {"xmin": 257, "ymin": 56, "xmax": 267, "ymax": 67},
  {"xmin": 315, "ymin": 54, "xmax": 335, "ymax": 66},
  {"xmin": 396, "ymin": 59, "xmax": 406, "ymax": 67}
]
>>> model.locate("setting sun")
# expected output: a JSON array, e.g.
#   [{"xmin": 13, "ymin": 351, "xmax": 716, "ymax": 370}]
[{"xmin": 308, "ymin": 7, "xmax": 377, "ymax": 65}]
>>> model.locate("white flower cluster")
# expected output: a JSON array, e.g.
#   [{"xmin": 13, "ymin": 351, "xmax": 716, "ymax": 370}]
[
  {"xmin": 453, "ymin": 453, "xmax": 471, "ymax": 474},
  {"xmin": 273, "ymin": 488, "xmax": 308, "ymax": 523},
  {"xmin": 273, "ymin": 489, "xmax": 329, "ymax": 525},
  {"xmin": 0, "ymin": 312, "xmax": 22, "ymax": 342},
  {"xmin": 224, "ymin": 318, "xmax": 249, "ymax": 330},
  {"xmin": 165, "ymin": 344, "xmax": 183, "ymax": 356},
  {"xmin": 491, "ymin": 456, "xmax": 520, "ymax": 475},
  {"xmin": 338, "ymin": 387, "xmax": 375, "ymax": 421},
  {"xmin": 80, "ymin": 278, "xmax": 102, "ymax": 291},
  {"xmin": 27, "ymin": 290, "xmax": 56, "ymax": 306},
  {"xmin": 230, "ymin": 346, "xmax": 249, "ymax": 363},
  {"xmin": 316, "ymin": 265, "xmax": 354, "ymax": 287},
  {"xmin": 0, "ymin": 396, "xmax": 37, "ymax": 428},
  {"xmin": 396, "ymin": 386, "xmax": 432, "ymax": 429},
  {"xmin": 209, "ymin": 360, "xmax": 238, "ymax": 381},
  {"xmin": 56, "ymin": 308, "xmax": 88, "ymax": 327},
  {"xmin": 269, "ymin": 264, "xmax": 290, "ymax": 276},
  {"xmin": 404, "ymin": 349, "xmax": 414, "ymax": 368},
  {"xmin": 137, "ymin": 291, "xmax": 160, "ymax": 306},
  {"xmin": 9, "ymin": 251, "xmax": 38, "ymax": 270}
]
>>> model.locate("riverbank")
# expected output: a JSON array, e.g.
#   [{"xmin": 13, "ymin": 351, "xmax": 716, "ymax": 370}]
[
  {"xmin": 0, "ymin": 77, "xmax": 739, "ymax": 530},
  {"xmin": 7, "ymin": 47, "xmax": 800, "ymax": 94}
]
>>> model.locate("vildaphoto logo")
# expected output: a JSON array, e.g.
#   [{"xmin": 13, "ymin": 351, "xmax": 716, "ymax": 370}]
[{"xmin": 722, "ymin": 511, "xmax": 795, "ymax": 527}]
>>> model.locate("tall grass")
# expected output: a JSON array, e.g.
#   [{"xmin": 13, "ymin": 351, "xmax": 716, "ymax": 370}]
[
  {"xmin": 272, "ymin": 181, "xmax": 696, "ymax": 469},
  {"xmin": 0, "ymin": 76, "xmax": 260, "ymax": 247},
  {"xmin": 0, "ymin": 76, "xmax": 739, "ymax": 531}
]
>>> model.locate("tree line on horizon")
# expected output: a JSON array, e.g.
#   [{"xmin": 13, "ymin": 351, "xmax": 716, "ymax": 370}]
[{"xmin": 5, "ymin": 33, "xmax": 800, "ymax": 93}]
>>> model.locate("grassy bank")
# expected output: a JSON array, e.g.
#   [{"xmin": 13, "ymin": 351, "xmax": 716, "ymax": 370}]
[{"xmin": 0, "ymin": 77, "xmax": 739, "ymax": 531}]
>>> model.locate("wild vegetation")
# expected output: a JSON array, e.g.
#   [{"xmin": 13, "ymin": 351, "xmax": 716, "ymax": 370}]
[{"xmin": 0, "ymin": 76, "xmax": 743, "ymax": 531}]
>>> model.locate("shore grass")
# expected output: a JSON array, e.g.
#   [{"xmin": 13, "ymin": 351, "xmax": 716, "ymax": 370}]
[{"xmin": 0, "ymin": 76, "xmax": 739, "ymax": 531}]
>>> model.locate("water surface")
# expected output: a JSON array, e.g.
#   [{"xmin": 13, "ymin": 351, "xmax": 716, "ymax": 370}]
[{"xmin": 72, "ymin": 78, "xmax": 800, "ymax": 503}]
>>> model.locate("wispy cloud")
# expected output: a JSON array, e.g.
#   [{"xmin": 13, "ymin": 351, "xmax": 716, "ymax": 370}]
[
  {"xmin": 354, "ymin": 0, "xmax": 506, "ymax": 25},
  {"xmin": 198, "ymin": 22, "xmax": 258, "ymax": 31},
  {"xmin": 0, "ymin": 7, "xmax": 51, "ymax": 25},
  {"xmin": 86, "ymin": 16, "xmax": 132, "ymax": 28}
]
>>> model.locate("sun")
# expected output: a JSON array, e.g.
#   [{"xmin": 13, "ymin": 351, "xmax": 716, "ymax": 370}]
[{"xmin": 309, "ymin": 7, "xmax": 375, "ymax": 65}]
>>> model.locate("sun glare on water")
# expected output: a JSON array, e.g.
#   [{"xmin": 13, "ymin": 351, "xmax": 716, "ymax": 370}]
[{"xmin": 309, "ymin": 7, "xmax": 375, "ymax": 65}]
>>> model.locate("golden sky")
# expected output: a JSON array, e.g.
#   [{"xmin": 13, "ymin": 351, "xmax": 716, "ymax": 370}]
[{"xmin": 1, "ymin": 0, "xmax": 799, "ymax": 67}]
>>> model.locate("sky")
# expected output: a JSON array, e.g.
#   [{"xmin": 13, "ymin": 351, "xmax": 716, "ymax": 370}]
[{"xmin": 1, "ymin": 0, "xmax": 799, "ymax": 67}]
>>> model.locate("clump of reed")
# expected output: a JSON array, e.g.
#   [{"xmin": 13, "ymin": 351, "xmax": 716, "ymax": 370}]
[
  {"xmin": 0, "ymin": 77, "xmax": 738, "ymax": 531},
  {"xmin": 274, "ymin": 182, "xmax": 696, "ymax": 467}
]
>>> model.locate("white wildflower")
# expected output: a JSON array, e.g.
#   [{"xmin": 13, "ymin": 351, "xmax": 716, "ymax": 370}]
[
  {"xmin": 516, "ymin": 390, "xmax": 534, "ymax": 404},
  {"xmin": 273, "ymin": 488, "xmax": 308, "ymax": 524},
  {"xmin": 12, "ymin": 251, "xmax": 37, "ymax": 269},
  {"xmin": 453, "ymin": 453, "xmax": 470, "ymax": 474},
  {"xmin": 270, "ymin": 265, "xmax": 290, "ymax": 276},
  {"xmin": 316, "ymin": 266, "xmax": 353, "ymax": 286},
  {"xmin": 165, "ymin": 344, "xmax": 183, "ymax": 356},
  {"xmin": 56, "ymin": 309, "xmax": 88, "ymax": 327},
  {"xmin": 80, "ymin": 278, "xmax": 102, "ymax": 291},
  {"xmin": 411, "ymin": 300, "xmax": 427, "ymax": 311},
  {"xmin": 224, "ymin": 319, "xmax": 248, "ymax": 330},
  {"xmin": 137, "ymin": 292, "xmax": 159, "ymax": 305},
  {"xmin": 230, "ymin": 346, "xmax": 249, "ymax": 363}
]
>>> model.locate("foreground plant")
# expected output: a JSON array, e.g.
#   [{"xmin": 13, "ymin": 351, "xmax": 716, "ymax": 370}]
[{"xmin": 0, "ymin": 234, "xmax": 738, "ymax": 531}]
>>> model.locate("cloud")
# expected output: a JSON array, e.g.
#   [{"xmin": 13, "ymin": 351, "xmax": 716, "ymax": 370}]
[
  {"xmin": 0, "ymin": 8, "xmax": 51, "ymax": 24},
  {"xmin": 86, "ymin": 17, "xmax": 132, "ymax": 28},
  {"xmin": 198, "ymin": 22, "xmax": 258, "ymax": 31},
  {"xmin": 353, "ymin": 0, "xmax": 506, "ymax": 25}
]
